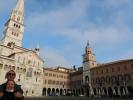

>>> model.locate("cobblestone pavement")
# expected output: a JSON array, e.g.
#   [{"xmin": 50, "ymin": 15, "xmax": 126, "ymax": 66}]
[{"xmin": 25, "ymin": 96, "xmax": 133, "ymax": 100}]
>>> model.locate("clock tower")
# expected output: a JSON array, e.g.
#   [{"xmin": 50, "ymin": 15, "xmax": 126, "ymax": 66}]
[
  {"xmin": 1, "ymin": 0, "xmax": 24, "ymax": 47},
  {"xmin": 82, "ymin": 41, "xmax": 97, "ymax": 96}
]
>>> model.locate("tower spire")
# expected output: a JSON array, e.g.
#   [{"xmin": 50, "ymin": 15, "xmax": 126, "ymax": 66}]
[
  {"xmin": 1, "ymin": 0, "xmax": 24, "ymax": 47},
  {"xmin": 14, "ymin": 0, "xmax": 24, "ymax": 15},
  {"xmin": 35, "ymin": 44, "xmax": 40, "ymax": 56},
  {"xmin": 86, "ymin": 40, "xmax": 90, "ymax": 48},
  {"xmin": 10, "ymin": 0, "xmax": 24, "ymax": 24}
]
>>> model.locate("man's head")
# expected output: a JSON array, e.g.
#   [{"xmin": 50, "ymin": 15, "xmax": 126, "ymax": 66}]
[{"xmin": 5, "ymin": 70, "xmax": 16, "ymax": 81}]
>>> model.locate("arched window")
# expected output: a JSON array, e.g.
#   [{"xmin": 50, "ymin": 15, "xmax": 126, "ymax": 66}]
[
  {"xmin": 4, "ymin": 64, "xmax": 8, "ymax": 70},
  {"xmin": 17, "ymin": 16, "xmax": 20, "ymax": 21},
  {"xmin": 85, "ymin": 76, "xmax": 89, "ymax": 83},
  {"xmin": 0, "ymin": 63, "xmax": 3, "ymax": 69},
  {"xmin": 106, "ymin": 76, "xmax": 111, "ymax": 83},
  {"xmin": 27, "ymin": 68, "xmax": 33, "ymax": 77},
  {"xmin": 7, "ymin": 42, "xmax": 11, "ymax": 47},
  {"xmin": 124, "ymin": 74, "xmax": 131, "ymax": 81}
]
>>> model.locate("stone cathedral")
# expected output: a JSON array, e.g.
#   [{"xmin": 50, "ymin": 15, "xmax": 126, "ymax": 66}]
[{"xmin": 0, "ymin": 0, "xmax": 43, "ymax": 96}]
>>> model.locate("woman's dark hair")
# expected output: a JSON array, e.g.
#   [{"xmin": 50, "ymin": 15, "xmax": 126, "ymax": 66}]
[{"xmin": 6, "ymin": 80, "xmax": 16, "ymax": 85}]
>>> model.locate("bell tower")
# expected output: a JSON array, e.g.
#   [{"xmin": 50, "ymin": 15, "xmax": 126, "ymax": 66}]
[
  {"xmin": 82, "ymin": 41, "xmax": 97, "ymax": 96},
  {"xmin": 83, "ymin": 41, "xmax": 97, "ymax": 70},
  {"xmin": 1, "ymin": 0, "xmax": 24, "ymax": 47}
]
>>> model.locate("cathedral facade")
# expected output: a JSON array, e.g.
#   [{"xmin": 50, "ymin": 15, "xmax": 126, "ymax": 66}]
[{"xmin": 0, "ymin": 0, "xmax": 43, "ymax": 96}]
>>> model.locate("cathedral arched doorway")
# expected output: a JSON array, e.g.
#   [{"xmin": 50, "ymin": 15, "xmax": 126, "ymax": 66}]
[
  {"xmin": 52, "ymin": 88, "xmax": 55, "ymax": 96},
  {"xmin": 47, "ymin": 88, "xmax": 51, "ymax": 96},
  {"xmin": 85, "ymin": 76, "xmax": 89, "ymax": 84},
  {"xmin": 42, "ymin": 88, "xmax": 46, "ymax": 96},
  {"xmin": 64, "ymin": 89, "xmax": 66, "ymax": 95},
  {"xmin": 56, "ymin": 88, "xmax": 59, "ymax": 96},
  {"xmin": 60, "ymin": 89, "xmax": 63, "ymax": 96}
]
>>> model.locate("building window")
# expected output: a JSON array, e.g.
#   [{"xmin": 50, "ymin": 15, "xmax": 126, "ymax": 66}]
[
  {"xmin": 38, "ymin": 62, "xmax": 39, "ymax": 67},
  {"xmin": 117, "ymin": 67, "xmax": 120, "ymax": 71},
  {"xmin": 45, "ymin": 73, "xmax": 48, "ymax": 76},
  {"xmin": 53, "ymin": 80, "xmax": 55, "ymax": 84},
  {"xmin": 106, "ymin": 76, "xmax": 110, "ymax": 83},
  {"xmin": 36, "ymin": 78, "xmax": 37, "ymax": 82},
  {"xmin": 0, "ymin": 64, "xmax": 3, "ymax": 69},
  {"xmin": 23, "ymin": 58, "xmax": 25, "ymax": 64},
  {"xmin": 17, "ymin": 56, "xmax": 20, "ymax": 63},
  {"xmin": 17, "ymin": 16, "xmax": 20, "ymax": 21},
  {"xmin": 101, "ymin": 70, "xmax": 103, "ymax": 74},
  {"xmin": 96, "ymin": 70, "xmax": 98, "ymax": 74},
  {"xmin": 111, "ymin": 68, "xmax": 114, "ymax": 72},
  {"xmin": 131, "ymin": 64, "xmax": 133, "ymax": 69},
  {"xmin": 28, "ymin": 60, "xmax": 31, "ymax": 64},
  {"xmin": 27, "ymin": 68, "xmax": 33, "ymax": 77},
  {"xmin": 106, "ymin": 68, "xmax": 108, "ymax": 73},
  {"xmin": 18, "ymin": 79, "xmax": 20, "ymax": 82},
  {"xmin": 124, "ymin": 66, "xmax": 127, "ymax": 70},
  {"xmin": 85, "ymin": 76, "xmax": 89, "ymax": 84},
  {"xmin": 91, "ymin": 71, "xmax": 94, "ymax": 75},
  {"xmin": 18, "ymin": 74, "xmax": 21, "ymax": 82},
  {"xmin": 33, "ymin": 61, "xmax": 35, "ymax": 66}
]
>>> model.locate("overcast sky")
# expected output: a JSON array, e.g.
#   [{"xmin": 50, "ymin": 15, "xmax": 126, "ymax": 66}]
[{"xmin": 0, "ymin": 0, "xmax": 133, "ymax": 68}]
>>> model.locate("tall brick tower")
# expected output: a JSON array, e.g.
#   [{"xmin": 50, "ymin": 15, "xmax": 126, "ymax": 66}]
[{"xmin": 1, "ymin": 0, "xmax": 24, "ymax": 47}]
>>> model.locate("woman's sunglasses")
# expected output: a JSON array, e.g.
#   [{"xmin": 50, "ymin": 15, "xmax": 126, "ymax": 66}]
[{"xmin": 7, "ymin": 73, "xmax": 15, "ymax": 76}]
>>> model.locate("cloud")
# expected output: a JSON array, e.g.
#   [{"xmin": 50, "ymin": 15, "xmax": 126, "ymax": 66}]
[
  {"xmin": 41, "ymin": 47, "xmax": 72, "ymax": 67},
  {"xmin": 104, "ymin": 47, "xmax": 133, "ymax": 63},
  {"xmin": 93, "ymin": 0, "xmax": 132, "ymax": 9},
  {"xmin": 106, "ymin": 0, "xmax": 132, "ymax": 7},
  {"xmin": 1, "ymin": 0, "xmax": 133, "ymax": 67},
  {"xmin": 25, "ymin": 0, "xmax": 133, "ymax": 45},
  {"xmin": 121, "ymin": 48, "xmax": 133, "ymax": 60},
  {"xmin": 25, "ymin": 0, "xmax": 89, "ymax": 32},
  {"xmin": 23, "ymin": 0, "xmax": 133, "ymax": 67}
]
